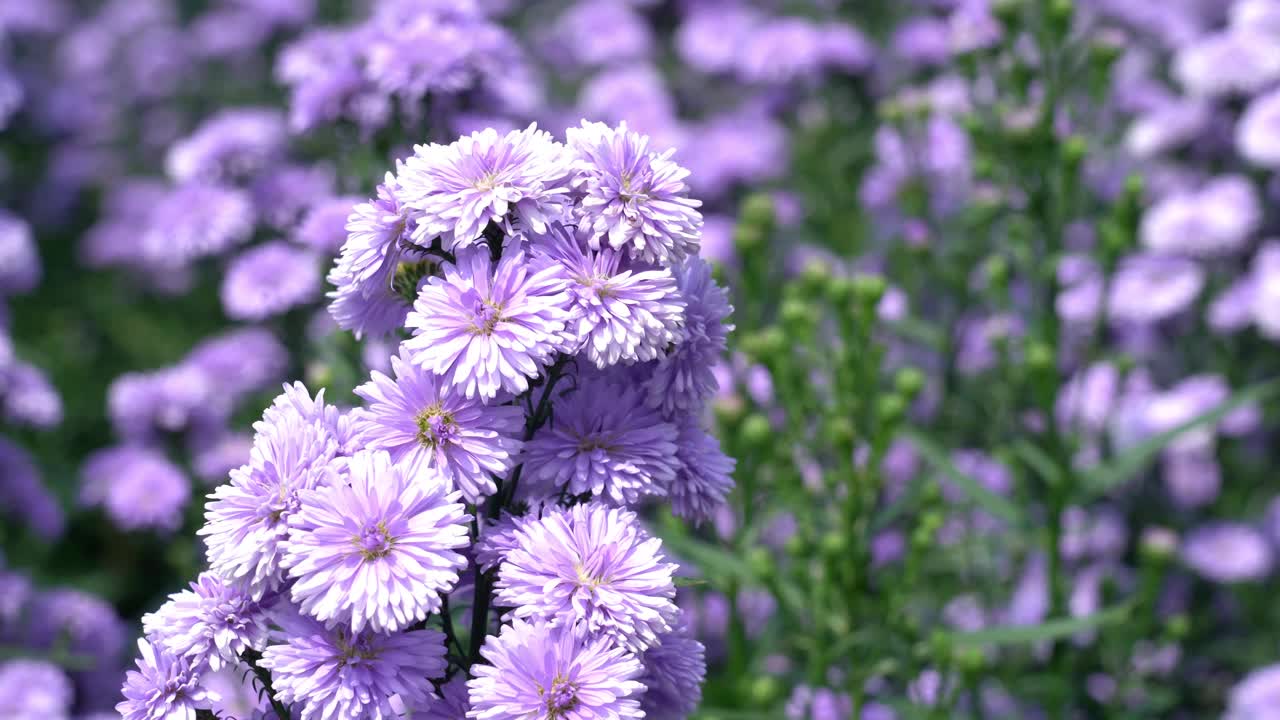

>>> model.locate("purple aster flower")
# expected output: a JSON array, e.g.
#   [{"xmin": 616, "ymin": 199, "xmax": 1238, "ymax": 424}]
[
  {"xmin": 118, "ymin": 638, "xmax": 217, "ymax": 720},
  {"xmin": 276, "ymin": 28, "xmax": 383, "ymax": 134},
  {"xmin": 545, "ymin": 0, "xmax": 652, "ymax": 68},
  {"xmin": 738, "ymin": 17, "xmax": 826, "ymax": 85},
  {"xmin": 1239, "ymin": 87, "xmax": 1280, "ymax": 168},
  {"xmin": 398, "ymin": 124, "xmax": 572, "ymax": 251},
  {"xmin": 0, "ymin": 660, "xmax": 72, "ymax": 720},
  {"xmin": 893, "ymin": 16, "xmax": 952, "ymax": 65},
  {"xmin": 1124, "ymin": 98, "xmax": 1211, "ymax": 159},
  {"xmin": 1228, "ymin": 664, "xmax": 1280, "ymax": 720},
  {"xmin": 639, "ymin": 624, "xmax": 706, "ymax": 720},
  {"xmin": 260, "ymin": 381, "xmax": 359, "ymax": 453},
  {"xmin": 294, "ymin": 195, "xmax": 360, "ymax": 253},
  {"xmin": 821, "ymin": 22, "xmax": 875, "ymax": 73},
  {"xmin": 284, "ymin": 450, "xmax": 470, "ymax": 633},
  {"xmin": 668, "ymin": 415, "xmax": 735, "ymax": 523},
  {"xmin": 165, "ymin": 107, "xmax": 287, "ymax": 183},
  {"xmin": 530, "ymin": 222, "xmax": 685, "ymax": 367},
  {"xmin": 682, "ymin": 110, "xmax": 787, "ymax": 200},
  {"xmin": 31, "ymin": 588, "xmax": 126, "ymax": 664},
  {"xmin": 200, "ymin": 407, "xmax": 339, "ymax": 599},
  {"xmin": 567, "ymin": 120, "xmax": 703, "ymax": 266},
  {"xmin": 1254, "ymin": 242, "xmax": 1280, "ymax": 339},
  {"xmin": 786, "ymin": 686, "xmax": 853, "ymax": 720},
  {"xmin": 474, "ymin": 502, "xmax": 565, "ymax": 573},
  {"xmin": 251, "ymin": 163, "xmax": 336, "ymax": 230},
  {"xmin": 353, "ymin": 346, "xmax": 523, "ymax": 503},
  {"xmin": 259, "ymin": 612, "xmax": 446, "ymax": 720},
  {"xmin": 191, "ymin": 431, "xmax": 253, "ymax": 484},
  {"xmin": 404, "ymin": 247, "xmax": 575, "ymax": 400},
  {"xmin": 326, "ymin": 176, "xmax": 418, "ymax": 340},
  {"xmin": 141, "ymin": 182, "xmax": 255, "ymax": 266},
  {"xmin": 1163, "ymin": 449, "xmax": 1220, "ymax": 508},
  {"xmin": 1106, "ymin": 254, "xmax": 1203, "ymax": 325},
  {"xmin": 644, "ymin": 258, "xmax": 733, "ymax": 416},
  {"xmin": 1174, "ymin": 30, "xmax": 1280, "ymax": 97},
  {"xmin": 525, "ymin": 374, "xmax": 679, "ymax": 505},
  {"xmin": 2, "ymin": 361, "xmax": 63, "ymax": 428},
  {"xmin": 80, "ymin": 445, "xmax": 190, "ymax": 532},
  {"xmin": 0, "ymin": 211, "xmax": 38, "ymax": 296},
  {"xmin": 1210, "ymin": 274, "xmax": 1257, "ymax": 333},
  {"xmin": 577, "ymin": 65, "xmax": 679, "ymax": 137},
  {"xmin": 1182, "ymin": 523, "xmax": 1273, "ymax": 583},
  {"xmin": 1140, "ymin": 176, "xmax": 1259, "ymax": 256},
  {"xmin": 421, "ymin": 675, "xmax": 470, "ymax": 719},
  {"xmin": 107, "ymin": 365, "xmax": 223, "ymax": 442},
  {"xmin": 221, "ymin": 241, "xmax": 321, "ymax": 321},
  {"xmin": 675, "ymin": 5, "xmax": 762, "ymax": 74},
  {"xmin": 468, "ymin": 619, "xmax": 645, "ymax": 720},
  {"xmin": 185, "ymin": 328, "xmax": 288, "ymax": 399},
  {"xmin": 141, "ymin": 571, "xmax": 270, "ymax": 672},
  {"xmin": 496, "ymin": 502, "xmax": 679, "ymax": 652}
]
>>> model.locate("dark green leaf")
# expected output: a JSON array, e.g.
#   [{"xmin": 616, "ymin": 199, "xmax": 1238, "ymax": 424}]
[
  {"xmin": 946, "ymin": 603, "xmax": 1132, "ymax": 647},
  {"xmin": 904, "ymin": 428, "xmax": 1023, "ymax": 527}
]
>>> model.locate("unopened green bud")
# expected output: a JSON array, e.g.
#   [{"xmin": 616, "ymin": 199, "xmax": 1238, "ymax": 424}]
[
  {"xmin": 1123, "ymin": 173, "xmax": 1144, "ymax": 201},
  {"xmin": 306, "ymin": 362, "xmax": 334, "ymax": 389},
  {"xmin": 1100, "ymin": 222, "xmax": 1129, "ymax": 257},
  {"xmin": 1088, "ymin": 34, "xmax": 1123, "ymax": 71},
  {"xmin": 780, "ymin": 298, "xmax": 817, "ymax": 330},
  {"xmin": 825, "ymin": 416, "xmax": 856, "ymax": 448},
  {"xmin": 801, "ymin": 262, "xmax": 831, "ymax": 294},
  {"xmin": 820, "ymin": 531, "xmax": 848, "ymax": 558},
  {"xmin": 985, "ymin": 255, "xmax": 1010, "ymax": 289},
  {"xmin": 713, "ymin": 397, "xmax": 745, "ymax": 426},
  {"xmin": 878, "ymin": 395, "xmax": 907, "ymax": 426},
  {"xmin": 1025, "ymin": 342, "xmax": 1055, "ymax": 373},
  {"xmin": 1166, "ymin": 614, "xmax": 1191, "ymax": 640},
  {"xmin": 740, "ymin": 327, "xmax": 786, "ymax": 361},
  {"xmin": 852, "ymin": 275, "xmax": 887, "ymax": 307},
  {"xmin": 784, "ymin": 534, "xmax": 808, "ymax": 558},
  {"xmin": 920, "ymin": 511, "xmax": 944, "ymax": 535},
  {"xmin": 827, "ymin": 277, "xmax": 857, "ymax": 306},
  {"xmin": 1049, "ymin": 0, "xmax": 1074, "ymax": 35},
  {"xmin": 746, "ymin": 547, "xmax": 774, "ymax": 579},
  {"xmin": 739, "ymin": 193, "xmax": 776, "ymax": 232},
  {"xmin": 740, "ymin": 413, "xmax": 772, "ymax": 446},
  {"xmin": 733, "ymin": 223, "xmax": 765, "ymax": 253},
  {"xmin": 955, "ymin": 646, "xmax": 986, "ymax": 673},
  {"xmin": 748, "ymin": 676, "xmax": 780, "ymax": 706},
  {"xmin": 1062, "ymin": 135, "xmax": 1087, "ymax": 167},
  {"xmin": 894, "ymin": 367, "xmax": 926, "ymax": 399}
]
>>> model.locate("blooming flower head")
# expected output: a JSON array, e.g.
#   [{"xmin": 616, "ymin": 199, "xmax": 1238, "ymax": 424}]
[
  {"xmin": 468, "ymin": 619, "xmax": 645, "ymax": 720},
  {"xmin": 524, "ymin": 374, "xmax": 680, "ymax": 506},
  {"xmin": 421, "ymin": 675, "xmax": 470, "ymax": 719},
  {"xmin": 142, "ymin": 571, "xmax": 271, "ymax": 672},
  {"xmin": 353, "ymin": 346, "xmax": 523, "ymax": 502},
  {"xmin": 283, "ymin": 449, "xmax": 470, "ymax": 632},
  {"xmin": 221, "ymin": 241, "xmax": 321, "ymax": 321},
  {"xmin": 185, "ymin": 328, "xmax": 289, "ymax": 399},
  {"xmin": 80, "ymin": 445, "xmax": 191, "ymax": 532},
  {"xmin": 0, "ymin": 659, "xmax": 72, "ymax": 720},
  {"xmin": 0, "ymin": 438, "xmax": 64, "ymax": 540},
  {"xmin": 404, "ymin": 246, "xmax": 575, "ymax": 400},
  {"xmin": 639, "ymin": 624, "xmax": 706, "ymax": 720},
  {"xmin": 474, "ymin": 501, "xmax": 565, "ymax": 573},
  {"xmin": 259, "ymin": 612, "xmax": 447, "ymax": 720},
  {"xmin": 644, "ymin": 258, "xmax": 732, "ymax": 416},
  {"xmin": 118, "ymin": 639, "xmax": 217, "ymax": 720},
  {"xmin": 530, "ymin": 222, "xmax": 685, "ymax": 367},
  {"xmin": 141, "ymin": 182, "xmax": 255, "ymax": 266},
  {"xmin": 0, "ymin": 211, "xmax": 38, "ymax": 296},
  {"xmin": 165, "ymin": 107, "xmax": 287, "ymax": 183},
  {"xmin": 1227, "ymin": 664, "xmax": 1280, "ymax": 720},
  {"xmin": 567, "ymin": 120, "xmax": 702, "ymax": 266},
  {"xmin": 200, "ymin": 405, "xmax": 339, "ymax": 599},
  {"xmin": 668, "ymin": 416, "xmax": 735, "ymax": 523},
  {"xmin": 1139, "ymin": 176, "xmax": 1259, "ymax": 257},
  {"xmin": 496, "ymin": 502, "xmax": 679, "ymax": 652},
  {"xmin": 399, "ymin": 124, "xmax": 571, "ymax": 251},
  {"xmin": 295, "ymin": 194, "xmax": 362, "ymax": 253},
  {"xmin": 1181, "ymin": 523, "xmax": 1273, "ymax": 583}
]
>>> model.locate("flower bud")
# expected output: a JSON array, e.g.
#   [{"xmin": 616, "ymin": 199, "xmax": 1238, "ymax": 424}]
[
  {"xmin": 878, "ymin": 395, "xmax": 907, "ymax": 426},
  {"xmin": 852, "ymin": 275, "xmax": 887, "ymax": 308},
  {"xmin": 820, "ymin": 531, "xmax": 848, "ymax": 559},
  {"xmin": 1025, "ymin": 341, "xmax": 1055, "ymax": 374},
  {"xmin": 740, "ymin": 413, "xmax": 772, "ymax": 446},
  {"xmin": 739, "ymin": 192, "xmax": 776, "ymax": 232},
  {"xmin": 747, "ymin": 547, "xmax": 774, "ymax": 579},
  {"xmin": 733, "ymin": 223, "xmax": 765, "ymax": 254},
  {"xmin": 747, "ymin": 676, "xmax": 780, "ymax": 705},
  {"xmin": 1062, "ymin": 135, "xmax": 1087, "ymax": 168},
  {"xmin": 780, "ymin": 298, "xmax": 817, "ymax": 331},
  {"xmin": 894, "ymin": 367, "xmax": 926, "ymax": 399}
]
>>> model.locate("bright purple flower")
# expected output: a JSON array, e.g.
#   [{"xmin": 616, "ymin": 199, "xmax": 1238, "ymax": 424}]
[
  {"xmin": 80, "ymin": 445, "xmax": 190, "ymax": 532},
  {"xmin": 577, "ymin": 65, "xmax": 679, "ymax": 138},
  {"xmin": 568, "ymin": 120, "xmax": 702, "ymax": 266},
  {"xmin": 530, "ymin": 223, "xmax": 685, "ymax": 367},
  {"xmin": 294, "ymin": 195, "xmax": 361, "ymax": 253},
  {"xmin": 327, "ymin": 176, "xmax": 417, "ymax": 339},
  {"xmin": 398, "ymin": 124, "xmax": 571, "ymax": 251},
  {"xmin": 644, "ymin": 258, "xmax": 732, "ymax": 416},
  {"xmin": 1210, "ymin": 274, "xmax": 1257, "ymax": 333},
  {"xmin": 1124, "ymin": 98, "xmax": 1211, "ymax": 159},
  {"xmin": 675, "ymin": 5, "xmax": 762, "ymax": 74},
  {"xmin": 1140, "ymin": 176, "xmax": 1259, "ymax": 256},
  {"xmin": 0, "ymin": 660, "xmax": 73, "ymax": 720},
  {"xmin": 668, "ymin": 415, "xmax": 735, "ymax": 523},
  {"xmin": 259, "ymin": 612, "xmax": 447, "ymax": 720},
  {"xmin": 893, "ymin": 17, "xmax": 951, "ymax": 65},
  {"xmin": 221, "ymin": 241, "xmax": 321, "ymax": 321},
  {"xmin": 0, "ymin": 211, "xmax": 38, "ymax": 295},
  {"xmin": 276, "ymin": 28, "xmax": 382, "ymax": 134},
  {"xmin": 1106, "ymin": 254, "xmax": 1203, "ymax": 325},
  {"xmin": 525, "ymin": 374, "xmax": 679, "ymax": 505},
  {"xmin": 1228, "ymin": 664, "xmax": 1280, "ymax": 719},
  {"xmin": 142, "ymin": 571, "xmax": 270, "ymax": 672},
  {"xmin": 785, "ymin": 685, "xmax": 854, "ymax": 720},
  {"xmin": 1182, "ymin": 523, "xmax": 1273, "ymax": 583},
  {"xmin": 251, "ymin": 163, "xmax": 336, "ymax": 230},
  {"xmin": 496, "ymin": 502, "xmax": 679, "ymax": 652},
  {"xmin": 259, "ymin": 381, "xmax": 359, "ymax": 453},
  {"xmin": 2, "ymin": 361, "xmax": 62, "ymax": 428},
  {"xmin": 1174, "ymin": 30, "xmax": 1280, "ymax": 97},
  {"xmin": 421, "ymin": 675, "xmax": 470, "ymax": 719},
  {"xmin": 639, "ymin": 624, "xmax": 706, "ymax": 720},
  {"xmin": 1163, "ymin": 449, "xmax": 1221, "ymax": 508},
  {"xmin": 283, "ymin": 450, "xmax": 470, "ymax": 633},
  {"xmin": 185, "ymin": 328, "xmax": 288, "ymax": 399},
  {"xmin": 738, "ymin": 17, "xmax": 826, "ymax": 85},
  {"xmin": 34, "ymin": 588, "xmax": 127, "ymax": 663},
  {"xmin": 1241, "ymin": 86, "xmax": 1280, "ymax": 168},
  {"xmin": 165, "ymin": 107, "xmax": 287, "ymax": 182},
  {"xmin": 682, "ymin": 110, "xmax": 787, "ymax": 200},
  {"xmin": 353, "ymin": 347, "xmax": 523, "ymax": 503},
  {"xmin": 117, "ymin": 639, "xmax": 217, "ymax": 720},
  {"xmin": 1254, "ymin": 242, "xmax": 1280, "ymax": 339},
  {"xmin": 200, "ymin": 407, "xmax": 339, "ymax": 599},
  {"xmin": 547, "ymin": 0, "xmax": 652, "ymax": 67},
  {"xmin": 141, "ymin": 182, "xmax": 255, "ymax": 266},
  {"xmin": 468, "ymin": 619, "xmax": 645, "ymax": 720},
  {"xmin": 404, "ymin": 247, "xmax": 575, "ymax": 400}
]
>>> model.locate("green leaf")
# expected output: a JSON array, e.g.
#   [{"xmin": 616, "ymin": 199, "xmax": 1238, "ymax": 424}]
[
  {"xmin": 1081, "ymin": 378, "xmax": 1280, "ymax": 496},
  {"xmin": 946, "ymin": 603, "xmax": 1132, "ymax": 647},
  {"xmin": 1012, "ymin": 440, "xmax": 1063, "ymax": 487},
  {"xmin": 903, "ymin": 428, "xmax": 1023, "ymax": 527}
]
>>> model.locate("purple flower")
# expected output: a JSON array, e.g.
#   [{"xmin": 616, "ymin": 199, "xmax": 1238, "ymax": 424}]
[
  {"xmin": 327, "ymin": 177, "xmax": 416, "ymax": 340},
  {"xmin": 1163, "ymin": 449, "xmax": 1221, "ymax": 508},
  {"xmin": 353, "ymin": 346, "xmax": 523, "ymax": 503},
  {"xmin": 1228, "ymin": 664, "xmax": 1280, "ymax": 720},
  {"xmin": 259, "ymin": 612, "xmax": 446, "ymax": 720},
  {"xmin": 577, "ymin": 65, "xmax": 679, "ymax": 137},
  {"xmin": 398, "ymin": 124, "xmax": 571, "ymax": 251},
  {"xmin": 0, "ymin": 211, "xmax": 38, "ymax": 296},
  {"xmin": 568, "ymin": 120, "xmax": 702, "ymax": 266},
  {"xmin": 1240, "ymin": 87, "xmax": 1280, "ymax": 169},
  {"xmin": 141, "ymin": 182, "xmax": 256, "ymax": 266},
  {"xmin": 1174, "ymin": 30, "xmax": 1280, "ymax": 97},
  {"xmin": 259, "ymin": 381, "xmax": 359, "ymax": 453},
  {"xmin": 893, "ymin": 17, "xmax": 951, "ymax": 65},
  {"xmin": 530, "ymin": 223, "xmax": 685, "ymax": 367},
  {"xmin": 0, "ymin": 660, "xmax": 72, "ymax": 720},
  {"xmin": 34, "ymin": 588, "xmax": 127, "ymax": 663},
  {"xmin": 118, "ymin": 639, "xmax": 217, "ymax": 720},
  {"xmin": 294, "ymin": 194, "xmax": 361, "ymax": 253},
  {"xmin": 496, "ymin": 502, "xmax": 679, "ymax": 652},
  {"xmin": 283, "ymin": 450, "xmax": 470, "ymax": 633},
  {"xmin": 668, "ymin": 415, "xmax": 735, "ymax": 523},
  {"xmin": 675, "ymin": 5, "xmax": 762, "ymax": 74},
  {"xmin": 200, "ymin": 407, "xmax": 339, "ymax": 599},
  {"xmin": 738, "ymin": 18, "xmax": 825, "ymax": 85},
  {"xmin": 404, "ymin": 247, "xmax": 575, "ymax": 400},
  {"xmin": 185, "ymin": 328, "xmax": 289, "ymax": 399},
  {"xmin": 785, "ymin": 686, "xmax": 854, "ymax": 720},
  {"xmin": 546, "ymin": 0, "xmax": 652, "ymax": 68},
  {"xmin": 474, "ymin": 502, "xmax": 565, "ymax": 573},
  {"xmin": 639, "ymin": 624, "xmax": 706, "ymax": 720},
  {"xmin": 644, "ymin": 258, "xmax": 732, "ymax": 416},
  {"xmin": 468, "ymin": 619, "xmax": 645, "ymax": 720},
  {"xmin": 276, "ymin": 28, "xmax": 385, "ymax": 134},
  {"xmin": 165, "ymin": 107, "xmax": 287, "ymax": 183},
  {"xmin": 251, "ymin": 163, "xmax": 336, "ymax": 230},
  {"xmin": 80, "ymin": 445, "xmax": 190, "ymax": 532},
  {"xmin": 1140, "ymin": 176, "xmax": 1259, "ymax": 256},
  {"xmin": 1182, "ymin": 523, "xmax": 1273, "ymax": 583},
  {"xmin": 142, "ymin": 571, "xmax": 270, "ymax": 672},
  {"xmin": 1124, "ymin": 98, "xmax": 1211, "ymax": 159},
  {"xmin": 525, "ymin": 374, "xmax": 679, "ymax": 505},
  {"xmin": 1, "ymin": 361, "xmax": 63, "ymax": 428},
  {"xmin": 421, "ymin": 675, "xmax": 470, "ymax": 719},
  {"xmin": 221, "ymin": 241, "xmax": 321, "ymax": 321},
  {"xmin": 1106, "ymin": 254, "xmax": 1203, "ymax": 325},
  {"xmin": 191, "ymin": 432, "xmax": 253, "ymax": 484},
  {"xmin": 1254, "ymin": 242, "xmax": 1280, "ymax": 339}
]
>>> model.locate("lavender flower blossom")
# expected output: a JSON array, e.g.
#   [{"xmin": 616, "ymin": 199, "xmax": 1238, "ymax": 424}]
[
  {"xmin": 117, "ymin": 639, "xmax": 217, "ymax": 720},
  {"xmin": 141, "ymin": 571, "xmax": 270, "ymax": 672},
  {"xmin": 1174, "ymin": 30, "xmax": 1280, "ymax": 97},
  {"xmin": 639, "ymin": 624, "xmax": 706, "ymax": 719},
  {"xmin": 0, "ymin": 211, "xmax": 38, "ymax": 296},
  {"xmin": 1239, "ymin": 87, "xmax": 1280, "ymax": 168},
  {"xmin": 327, "ymin": 176, "xmax": 417, "ymax": 339},
  {"xmin": 141, "ymin": 182, "xmax": 255, "ymax": 266},
  {"xmin": 0, "ymin": 660, "xmax": 72, "ymax": 720},
  {"xmin": 421, "ymin": 675, "xmax": 470, "ymax": 719},
  {"xmin": 165, "ymin": 107, "xmax": 287, "ymax": 182},
  {"xmin": 644, "ymin": 258, "xmax": 732, "ymax": 416},
  {"xmin": 1181, "ymin": 523, "xmax": 1273, "ymax": 583},
  {"xmin": 1140, "ymin": 176, "xmax": 1259, "ymax": 256},
  {"xmin": 668, "ymin": 416, "xmax": 736, "ymax": 523},
  {"xmin": 80, "ymin": 445, "xmax": 190, "ymax": 532},
  {"xmin": 221, "ymin": 241, "xmax": 321, "ymax": 321},
  {"xmin": 496, "ymin": 502, "xmax": 679, "ymax": 652}
]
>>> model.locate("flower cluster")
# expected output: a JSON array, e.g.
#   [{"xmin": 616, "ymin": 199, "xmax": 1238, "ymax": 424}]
[{"xmin": 120, "ymin": 121, "xmax": 729, "ymax": 720}]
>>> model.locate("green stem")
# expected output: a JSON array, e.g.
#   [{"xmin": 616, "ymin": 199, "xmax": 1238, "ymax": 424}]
[{"xmin": 240, "ymin": 649, "xmax": 291, "ymax": 720}]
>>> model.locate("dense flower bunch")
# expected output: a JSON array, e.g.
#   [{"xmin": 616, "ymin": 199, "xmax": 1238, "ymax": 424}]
[{"xmin": 119, "ymin": 121, "xmax": 731, "ymax": 719}]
